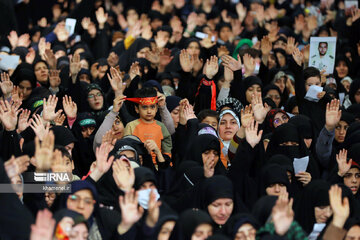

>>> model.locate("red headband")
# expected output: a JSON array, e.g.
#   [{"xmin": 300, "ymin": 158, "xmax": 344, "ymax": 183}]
[{"xmin": 126, "ymin": 97, "xmax": 158, "ymax": 105}]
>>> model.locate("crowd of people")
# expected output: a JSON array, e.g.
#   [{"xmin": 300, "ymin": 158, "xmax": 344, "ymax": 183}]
[{"xmin": 0, "ymin": 0, "xmax": 360, "ymax": 239}]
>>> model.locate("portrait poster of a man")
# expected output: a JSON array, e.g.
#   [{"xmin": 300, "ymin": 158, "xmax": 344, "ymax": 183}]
[{"xmin": 309, "ymin": 37, "xmax": 337, "ymax": 74}]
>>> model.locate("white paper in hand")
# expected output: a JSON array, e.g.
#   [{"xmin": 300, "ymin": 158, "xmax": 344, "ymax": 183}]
[
  {"xmin": 293, "ymin": 156, "xmax": 309, "ymax": 174},
  {"xmin": 0, "ymin": 55, "xmax": 20, "ymax": 70},
  {"xmin": 305, "ymin": 85, "xmax": 323, "ymax": 102},
  {"xmin": 65, "ymin": 18, "xmax": 77, "ymax": 36},
  {"xmin": 308, "ymin": 223, "xmax": 326, "ymax": 240}
]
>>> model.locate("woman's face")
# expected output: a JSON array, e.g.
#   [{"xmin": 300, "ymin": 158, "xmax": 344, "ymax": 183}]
[
  {"xmin": 158, "ymin": 220, "xmax": 176, "ymax": 240},
  {"xmin": 335, "ymin": 61, "xmax": 349, "ymax": 79},
  {"xmin": 126, "ymin": 9, "xmax": 139, "ymax": 26},
  {"xmin": 81, "ymin": 126, "xmax": 95, "ymax": 138},
  {"xmin": 235, "ymin": 223, "xmax": 256, "ymax": 240},
  {"xmin": 346, "ymin": 225, "xmax": 360, "ymax": 240},
  {"xmin": 137, "ymin": 47, "xmax": 150, "ymax": 59},
  {"xmin": 265, "ymin": 89, "xmax": 281, "ymax": 107},
  {"xmin": 170, "ymin": 106, "xmax": 180, "ymax": 128},
  {"xmin": 34, "ymin": 62, "xmax": 49, "ymax": 83},
  {"xmin": 266, "ymin": 183, "xmax": 287, "ymax": 196},
  {"xmin": 191, "ymin": 224, "xmax": 213, "ymax": 240},
  {"xmin": 245, "ymin": 84, "xmax": 261, "ymax": 103},
  {"xmin": 66, "ymin": 189, "xmax": 95, "ymax": 220},
  {"xmin": 268, "ymin": 54, "xmax": 277, "ymax": 69},
  {"xmin": 276, "ymin": 52, "xmax": 286, "ymax": 67},
  {"xmin": 343, "ymin": 168, "xmax": 360, "ymax": 195},
  {"xmin": 69, "ymin": 223, "xmax": 89, "ymax": 240},
  {"xmin": 202, "ymin": 149, "xmax": 219, "ymax": 166},
  {"xmin": 334, "ymin": 121, "xmax": 349, "ymax": 143},
  {"xmin": 291, "ymin": 106, "xmax": 299, "ymax": 115},
  {"xmin": 355, "ymin": 89, "xmax": 360, "ymax": 104},
  {"xmin": 18, "ymin": 80, "xmax": 32, "ymax": 100},
  {"xmin": 305, "ymin": 76, "xmax": 321, "ymax": 92},
  {"xmin": 207, "ymin": 198, "xmax": 234, "ymax": 225},
  {"xmin": 187, "ymin": 42, "xmax": 201, "ymax": 56},
  {"xmin": 219, "ymin": 113, "xmax": 239, "ymax": 141},
  {"xmin": 87, "ymin": 89, "xmax": 104, "ymax": 110},
  {"xmin": 112, "ymin": 117, "xmax": 124, "ymax": 139},
  {"xmin": 314, "ymin": 206, "xmax": 332, "ymax": 223},
  {"xmin": 273, "ymin": 112, "xmax": 289, "ymax": 128},
  {"xmin": 219, "ymin": 26, "xmax": 232, "ymax": 42},
  {"xmin": 274, "ymin": 77, "xmax": 286, "ymax": 93}
]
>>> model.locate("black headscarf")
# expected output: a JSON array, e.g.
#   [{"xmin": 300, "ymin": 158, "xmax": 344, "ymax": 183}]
[
  {"xmin": 262, "ymin": 84, "xmax": 282, "ymax": 107},
  {"xmin": 260, "ymin": 164, "xmax": 290, "ymax": 196},
  {"xmin": 134, "ymin": 167, "xmax": 157, "ymax": 190},
  {"xmin": 288, "ymin": 114, "xmax": 313, "ymax": 140},
  {"xmin": 238, "ymin": 76, "xmax": 263, "ymax": 106},
  {"xmin": 169, "ymin": 209, "xmax": 212, "ymax": 240},
  {"xmin": 251, "ymin": 195, "xmax": 278, "ymax": 226},
  {"xmin": 118, "ymin": 38, "xmax": 150, "ymax": 71},
  {"xmin": 151, "ymin": 206, "xmax": 178, "ymax": 240},
  {"xmin": 294, "ymin": 180, "xmax": 331, "ymax": 234},
  {"xmin": 225, "ymin": 213, "xmax": 260, "ymax": 239},
  {"xmin": 51, "ymin": 126, "xmax": 77, "ymax": 147},
  {"xmin": 349, "ymin": 79, "xmax": 360, "ymax": 105}
]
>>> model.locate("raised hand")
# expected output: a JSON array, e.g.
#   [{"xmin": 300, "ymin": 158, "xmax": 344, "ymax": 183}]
[
  {"xmin": 112, "ymin": 158, "xmax": 135, "ymax": 192},
  {"xmin": 101, "ymin": 129, "xmax": 116, "ymax": 145},
  {"xmin": 118, "ymin": 189, "xmax": 144, "ymax": 234},
  {"xmin": 113, "ymin": 95, "xmax": 126, "ymax": 113},
  {"xmin": 325, "ymin": 99, "xmax": 341, "ymax": 131},
  {"xmin": 192, "ymin": 54, "xmax": 204, "ymax": 74},
  {"xmin": 34, "ymin": 131, "xmax": 55, "ymax": 171},
  {"xmin": 245, "ymin": 120, "xmax": 263, "ymax": 148},
  {"xmin": 261, "ymin": 36, "xmax": 272, "ymax": 57},
  {"xmin": 329, "ymin": 185, "xmax": 350, "ymax": 228},
  {"xmin": 203, "ymin": 56, "xmax": 219, "ymax": 79},
  {"xmin": 336, "ymin": 149, "xmax": 352, "ymax": 177},
  {"xmin": 218, "ymin": 45, "xmax": 230, "ymax": 58},
  {"xmin": 129, "ymin": 62, "xmax": 141, "ymax": 80},
  {"xmin": 159, "ymin": 48, "xmax": 173, "ymax": 67},
  {"xmin": 62, "ymin": 95, "xmax": 77, "ymax": 119},
  {"xmin": 17, "ymin": 33, "xmax": 31, "ymax": 48},
  {"xmin": 243, "ymin": 53, "xmax": 255, "ymax": 76},
  {"xmin": 4, "ymin": 155, "xmax": 30, "ymax": 179},
  {"xmin": 44, "ymin": 49, "xmax": 57, "ymax": 70},
  {"xmin": 183, "ymin": 104, "xmax": 197, "ymax": 122},
  {"xmin": 49, "ymin": 70, "xmax": 61, "ymax": 88},
  {"xmin": 200, "ymin": 36, "xmax": 216, "ymax": 49},
  {"xmin": 224, "ymin": 66, "xmax": 234, "ymax": 84},
  {"xmin": 0, "ymin": 72, "xmax": 14, "ymax": 98},
  {"xmin": 251, "ymin": 93, "xmax": 269, "ymax": 124},
  {"xmin": 145, "ymin": 48, "xmax": 160, "ymax": 66},
  {"xmin": 241, "ymin": 105, "xmax": 254, "ymax": 128},
  {"xmin": 0, "ymin": 100, "xmax": 22, "ymax": 131},
  {"xmin": 81, "ymin": 17, "xmax": 91, "ymax": 30},
  {"xmin": 17, "ymin": 109, "xmax": 31, "ymax": 133},
  {"xmin": 155, "ymin": 31, "xmax": 169, "ymax": 49},
  {"xmin": 292, "ymin": 48, "xmax": 304, "ymax": 66},
  {"xmin": 30, "ymin": 209, "xmax": 56, "ymax": 240},
  {"xmin": 51, "ymin": 149, "xmax": 68, "ymax": 173},
  {"xmin": 53, "ymin": 113, "xmax": 66, "ymax": 126},
  {"xmin": 179, "ymin": 49, "xmax": 193, "ymax": 73},
  {"xmin": 96, "ymin": 7, "xmax": 108, "ymax": 29},
  {"xmin": 236, "ymin": 3, "xmax": 247, "ymax": 21},
  {"xmin": 286, "ymin": 37, "xmax": 298, "ymax": 55},
  {"xmin": 91, "ymin": 142, "xmax": 115, "ymax": 181},
  {"xmin": 43, "ymin": 95, "xmax": 62, "ymax": 122},
  {"xmin": 70, "ymin": 52, "xmax": 81, "ymax": 83},
  {"xmin": 221, "ymin": 54, "xmax": 242, "ymax": 71},
  {"xmin": 108, "ymin": 67, "xmax": 124, "ymax": 96},
  {"xmin": 30, "ymin": 114, "xmax": 50, "ymax": 141},
  {"xmin": 11, "ymin": 86, "xmax": 23, "ymax": 102},
  {"xmin": 272, "ymin": 195, "xmax": 294, "ymax": 236},
  {"xmin": 7, "ymin": 31, "xmax": 18, "ymax": 50},
  {"xmin": 26, "ymin": 47, "xmax": 36, "ymax": 64},
  {"xmin": 146, "ymin": 190, "xmax": 162, "ymax": 227}
]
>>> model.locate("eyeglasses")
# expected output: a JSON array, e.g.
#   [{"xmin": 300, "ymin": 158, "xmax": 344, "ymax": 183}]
[
  {"xmin": 88, "ymin": 92, "xmax": 102, "ymax": 99},
  {"xmin": 273, "ymin": 115, "xmax": 289, "ymax": 125},
  {"xmin": 68, "ymin": 194, "xmax": 95, "ymax": 206}
]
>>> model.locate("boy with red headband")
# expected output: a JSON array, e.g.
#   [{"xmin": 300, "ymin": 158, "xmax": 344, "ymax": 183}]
[{"xmin": 124, "ymin": 87, "xmax": 172, "ymax": 168}]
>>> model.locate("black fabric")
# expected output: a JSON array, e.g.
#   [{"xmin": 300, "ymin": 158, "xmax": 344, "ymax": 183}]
[
  {"xmin": 294, "ymin": 180, "xmax": 331, "ymax": 234},
  {"xmin": 251, "ymin": 195, "xmax": 278, "ymax": 226},
  {"xmin": 169, "ymin": 209, "xmax": 212, "ymax": 240}
]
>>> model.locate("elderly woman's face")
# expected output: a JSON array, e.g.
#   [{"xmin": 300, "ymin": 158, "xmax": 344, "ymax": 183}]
[{"xmin": 34, "ymin": 62, "xmax": 49, "ymax": 84}]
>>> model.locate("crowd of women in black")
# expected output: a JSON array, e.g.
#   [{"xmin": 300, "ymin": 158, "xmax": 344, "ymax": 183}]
[{"xmin": 1, "ymin": 0, "xmax": 360, "ymax": 239}]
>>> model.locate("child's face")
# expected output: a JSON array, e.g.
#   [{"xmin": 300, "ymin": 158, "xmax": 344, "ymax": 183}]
[
  {"xmin": 305, "ymin": 77, "xmax": 321, "ymax": 92},
  {"xmin": 201, "ymin": 116, "xmax": 218, "ymax": 130},
  {"xmin": 136, "ymin": 104, "xmax": 158, "ymax": 122}
]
